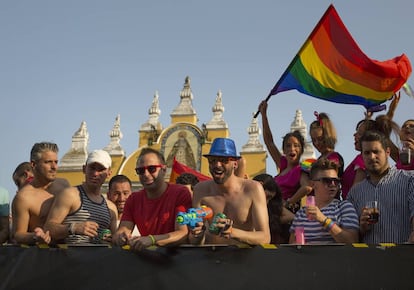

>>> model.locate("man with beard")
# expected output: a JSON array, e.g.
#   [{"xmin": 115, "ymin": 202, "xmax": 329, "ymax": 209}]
[
  {"xmin": 12, "ymin": 142, "xmax": 70, "ymax": 245},
  {"xmin": 347, "ymin": 131, "xmax": 414, "ymax": 244},
  {"xmin": 113, "ymin": 148, "xmax": 192, "ymax": 251},
  {"xmin": 189, "ymin": 138, "xmax": 270, "ymax": 246},
  {"xmin": 44, "ymin": 150, "xmax": 118, "ymax": 244}
]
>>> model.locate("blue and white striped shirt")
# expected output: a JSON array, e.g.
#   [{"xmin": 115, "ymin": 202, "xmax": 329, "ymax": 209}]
[
  {"xmin": 290, "ymin": 199, "xmax": 359, "ymax": 244},
  {"xmin": 347, "ymin": 167, "xmax": 414, "ymax": 244}
]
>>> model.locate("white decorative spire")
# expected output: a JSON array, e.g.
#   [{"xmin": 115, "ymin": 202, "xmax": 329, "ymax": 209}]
[
  {"xmin": 140, "ymin": 91, "xmax": 163, "ymax": 131},
  {"xmin": 104, "ymin": 114, "xmax": 125, "ymax": 156},
  {"xmin": 59, "ymin": 121, "xmax": 90, "ymax": 170},
  {"xmin": 206, "ymin": 90, "xmax": 228, "ymax": 129},
  {"xmin": 241, "ymin": 113, "xmax": 264, "ymax": 152},
  {"xmin": 290, "ymin": 109, "xmax": 315, "ymax": 160},
  {"xmin": 170, "ymin": 76, "xmax": 196, "ymax": 117}
]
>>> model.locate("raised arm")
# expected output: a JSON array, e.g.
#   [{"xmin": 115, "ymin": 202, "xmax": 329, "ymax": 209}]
[
  {"xmin": 386, "ymin": 92, "xmax": 400, "ymax": 120},
  {"xmin": 258, "ymin": 100, "xmax": 283, "ymax": 169}
]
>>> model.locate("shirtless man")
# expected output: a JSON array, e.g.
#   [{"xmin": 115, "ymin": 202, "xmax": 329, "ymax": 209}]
[
  {"xmin": 189, "ymin": 138, "xmax": 270, "ymax": 246},
  {"xmin": 11, "ymin": 142, "xmax": 69, "ymax": 245}
]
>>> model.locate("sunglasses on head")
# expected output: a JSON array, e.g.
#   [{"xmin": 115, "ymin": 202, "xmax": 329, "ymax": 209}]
[
  {"xmin": 135, "ymin": 164, "xmax": 163, "ymax": 175},
  {"xmin": 313, "ymin": 177, "xmax": 341, "ymax": 186}
]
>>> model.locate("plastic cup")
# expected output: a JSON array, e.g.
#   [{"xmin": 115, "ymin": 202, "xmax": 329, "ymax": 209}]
[
  {"xmin": 306, "ymin": 196, "xmax": 315, "ymax": 220},
  {"xmin": 365, "ymin": 201, "xmax": 379, "ymax": 224},
  {"xmin": 400, "ymin": 146, "xmax": 411, "ymax": 165},
  {"xmin": 295, "ymin": 227, "xmax": 305, "ymax": 245}
]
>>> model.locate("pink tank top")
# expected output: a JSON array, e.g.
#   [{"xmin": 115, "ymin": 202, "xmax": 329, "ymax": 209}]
[{"xmin": 274, "ymin": 156, "xmax": 301, "ymax": 200}]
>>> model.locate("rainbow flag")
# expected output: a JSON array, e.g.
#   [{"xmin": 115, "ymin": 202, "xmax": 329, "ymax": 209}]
[
  {"xmin": 270, "ymin": 4, "xmax": 412, "ymax": 111},
  {"xmin": 169, "ymin": 157, "xmax": 211, "ymax": 184}
]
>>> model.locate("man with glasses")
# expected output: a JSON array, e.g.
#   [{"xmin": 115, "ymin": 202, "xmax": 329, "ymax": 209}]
[
  {"xmin": 289, "ymin": 158, "xmax": 359, "ymax": 244},
  {"xmin": 189, "ymin": 138, "xmax": 270, "ymax": 246},
  {"xmin": 113, "ymin": 148, "xmax": 192, "ymax": 251}
]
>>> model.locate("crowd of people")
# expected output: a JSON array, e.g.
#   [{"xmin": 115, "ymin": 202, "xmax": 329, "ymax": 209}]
[{"xmin": 1, "ymin": 96, "xmax": 414, "ymax": 249}]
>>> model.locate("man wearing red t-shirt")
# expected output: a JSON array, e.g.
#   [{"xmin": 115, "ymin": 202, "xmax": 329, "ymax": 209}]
[{"xmin": 113, "ymin": 148, "xmax": 192, "ymax": 251}]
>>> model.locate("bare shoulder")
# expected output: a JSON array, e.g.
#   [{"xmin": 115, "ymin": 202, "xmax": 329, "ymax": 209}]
[
  {"xmin": 13, "ymin": 185, "xmax": 36, "ymax": 203},
  {"xmin": 242, "ymin": 178, "xmax": 262, "ymax": 190},
  {"xmin": 193, "ymin": 180, "xmax": 214, "ymax": 194},
  {"xmin": 241, "ymin": 178, "xmax": 265, "ymax": 198},
  {"xmin": 105, "ymin": 198, "xmax": 117, "ymax": 212},
  {"xmin": 48, "ymin": 178, "xmax": 70, "ymax": 195},
  {"xmin": 193, "ymin": 180, "xmax": 215, "ymax": 202},
  {"xmin": 56, "ymin": 186, "xmax": 80, "ymax": 202}
]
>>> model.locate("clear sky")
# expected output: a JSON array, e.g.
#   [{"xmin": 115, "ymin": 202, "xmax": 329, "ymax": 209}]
[{"xmin": 1, "ymin": 0, "xmax": 413, "ymax": 198}]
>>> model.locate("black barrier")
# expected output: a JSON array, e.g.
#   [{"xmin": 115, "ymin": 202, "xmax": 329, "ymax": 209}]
[{"xmin": 1, "ymin": 244, "xmax": 413, "ymax": 290}]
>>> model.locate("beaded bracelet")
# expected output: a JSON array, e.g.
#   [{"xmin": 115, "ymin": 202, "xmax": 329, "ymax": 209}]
[{"xmin": 148, "ymin": 234, "xmax": 156, "ymax": 246}]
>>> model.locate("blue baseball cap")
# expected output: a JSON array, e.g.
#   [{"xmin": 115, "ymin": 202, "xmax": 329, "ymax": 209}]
[{"xmin": 203, "ymin": 138, "xmax": 241, "ymax": 159}]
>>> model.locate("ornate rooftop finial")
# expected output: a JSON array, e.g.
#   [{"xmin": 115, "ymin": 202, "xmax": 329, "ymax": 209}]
[
  {"xmin": 291, "ymin": 109, "xmax": 315, "ymax": 160},
  {"xmin": 59, "ymin": 121, "xmax": 90, "ymax": 170},
  {"xmin": 171, "ymin": 76, "xmax": 196, "ymax": 117},
  {"xmin": 206, "ymin": 90, "xmax": 228, "ymax": 129},
  {"xmin": 140, "ymin": 91, "xmax": 163, "ymax": 132},
  {"xmin": 104, "ymin": 114, "xmax": 125, "ymax": 156},
  {"xmin": 241, "ymin": 113, "xmax": 264, "ymax": 152}
]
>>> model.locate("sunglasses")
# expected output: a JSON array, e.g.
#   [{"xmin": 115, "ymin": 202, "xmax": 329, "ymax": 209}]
[
  {"xmin": 207, "ymin": 157, "xmax": 237, "ymax": 164},
  {"xmin": 313, "ymin": 177, "xmax": 341, "ymax": 186},
  {"xmin": 135, "ymin": 164, "xmax": 163, "ymax": 175}
]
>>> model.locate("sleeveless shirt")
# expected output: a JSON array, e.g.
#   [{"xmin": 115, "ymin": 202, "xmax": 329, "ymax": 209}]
[{"xmin": 63, "ymin": 185, "xmax": 111, "ymax": 244}]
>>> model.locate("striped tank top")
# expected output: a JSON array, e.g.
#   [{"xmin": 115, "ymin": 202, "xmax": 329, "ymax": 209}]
[{"xmin": 63, "ymin": 185, "xmax": 111, "ymax": 244}]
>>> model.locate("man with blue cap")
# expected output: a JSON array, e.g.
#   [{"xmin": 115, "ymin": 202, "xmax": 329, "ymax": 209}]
[{"xmin": 189, "ymin": 138, "xmax": 270, "ymax": 245}]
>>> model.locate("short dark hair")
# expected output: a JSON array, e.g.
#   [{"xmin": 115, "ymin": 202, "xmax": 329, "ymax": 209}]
[
  {"xmin": 12, "ymin": 162, "xmax": 33, "ymax": 187},
  {"xmin": 108, "ymin": 175, "xmax": 131, "ymax": 190},
  {"xmin": 309, "ymin": 158, "xmax": 338, "ymax": 180},
  {"xmin": 176, "ymin": 173, "xmax": 199, "ymax": 190},
  {"xmin": 360, "ymin": 130, "xmax": 389, "ymax": 151},
  {"xmin": 137, "ymin": 148, "xmax": 166, "ymax": 165}
]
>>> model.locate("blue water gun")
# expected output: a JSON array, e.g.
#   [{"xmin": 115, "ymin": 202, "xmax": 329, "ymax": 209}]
[{"xmin": 176, "ymin": 206, "xmax": 213, "ymax": 228}]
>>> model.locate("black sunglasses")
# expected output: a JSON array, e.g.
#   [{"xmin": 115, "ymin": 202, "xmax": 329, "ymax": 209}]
[
  {"xmin": 135, "ymin": 164, "xmax": 163, "ymax": 175},
  {"xmin": 312, "ymin": 177, "xmax": 341, "ymax": 186}
]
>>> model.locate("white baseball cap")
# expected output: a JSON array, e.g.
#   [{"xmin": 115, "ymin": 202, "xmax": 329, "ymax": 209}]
[{"xmin": 86, "ymin": 150, "xmax": 112, "ymax": 169}]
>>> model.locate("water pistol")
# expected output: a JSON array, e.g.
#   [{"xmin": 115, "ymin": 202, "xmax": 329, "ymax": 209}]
[{"xmin": 176, "ymin": 206, "xmax": 213, "ymax": 228}]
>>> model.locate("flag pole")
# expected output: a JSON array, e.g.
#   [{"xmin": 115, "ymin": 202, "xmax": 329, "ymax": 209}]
[{"xmin": 253, "ymin": 4, "xmax": 335, "ymax": 118}]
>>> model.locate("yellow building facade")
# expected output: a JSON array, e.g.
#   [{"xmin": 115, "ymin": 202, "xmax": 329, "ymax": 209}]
[{"xmin": 57, "ymin": 76, "xmax": 269, "ymax": 191}]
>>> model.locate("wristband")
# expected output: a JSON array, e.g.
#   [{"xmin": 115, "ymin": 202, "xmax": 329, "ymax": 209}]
[
  {"xmin": 327, "ymin": 221, "xmax": 336, "ymax": 231},
  {"xmin": 148, "ymin": 234, "xmax": 156, "ymax": 246},
  {"xmin": 69, "ymin": 223, "xmax": 76, "ymax": 235},
  {"xmin": 323, "ymin": 218, "xmax": 332, "ymax": 228}
]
